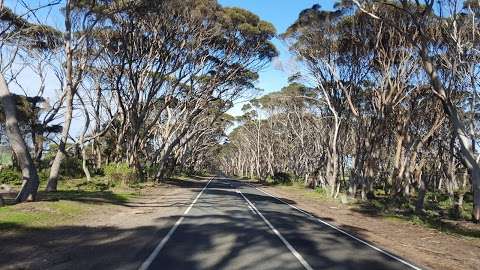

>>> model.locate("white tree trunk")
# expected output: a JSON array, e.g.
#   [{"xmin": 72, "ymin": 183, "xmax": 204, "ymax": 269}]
[
  {"xmin": 46, "ymin": 0, "xmax": 73, "ymax": 192},
  {"xmin": 0, "ymin": 74, "xmax": 40, "ymax": 202},
  {"xmin": 420, "ymin": 47, "xmax": 480, "ymax": 221}
]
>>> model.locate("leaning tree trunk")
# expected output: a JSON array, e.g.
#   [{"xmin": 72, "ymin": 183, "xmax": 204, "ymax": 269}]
[
  {"xmin": 78, "ymin": 95, "xmax": 91, "ymax": 182},
  {"xmin": 0, "ymin": 74, "xmax": 40, "ymax": 202},
  {"xmin": 45, "ymin": 79, "xmax": 74, "ymax": 191},
  {"xmin": 46, "ymin": 0, "xmax": 73, "ymax": 192},
  {"xmin": 420, "ymin": 47, "xmax": 480, "ymax": 222}
]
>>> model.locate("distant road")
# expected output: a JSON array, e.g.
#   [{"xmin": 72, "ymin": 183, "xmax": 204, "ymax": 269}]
[{"xmin": 138, "ymin": 177, "xmax": 422, "ymax": 270}]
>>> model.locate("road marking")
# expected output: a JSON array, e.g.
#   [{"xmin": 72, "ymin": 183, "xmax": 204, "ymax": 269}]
[
  {"xmin": 236, "ymin": 189, "xmax": 314, "ymax": 270},
  {"xmin": 138, "ymin": 178, "xmax": 213, "ymax": 270},
  {"xmin": 244, "ymin": 182, "xmax": 423, "ymax": 270},
  {"xmin": 245, "ymin": 202, "xmax": 257, "ymax": 214}
]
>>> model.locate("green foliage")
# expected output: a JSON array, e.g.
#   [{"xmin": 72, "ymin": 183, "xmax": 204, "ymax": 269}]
[
  {"xmin": 74, "ymin": 179, "xmax": 111, "ymax": 192},
  {"xmin": 314, "ymin": 186, "xmax": 328, "ymax": 197},
  {"xmin": 144, "ymin": 164, "xmax": 160, "ymax": 178},
  {"xmin": 38, "ymin": 170, "xmax": 49, "ymax": 183},
  {"xmin": 103, "ymin": 163, "xmax": 136, "ymax": 184},
  {"xmin": 60, "ymin": 156, "xmax": 84, "ymax": 178},
  {"xmin": 272, "ymin": 171, "xmax": 293, "ymax": 185},
  {"xmin": 0, "ymin": 152, "xmax": 12, "ymax": 166},
  {"xmin": 43, "ymin": 145, "xmax": 84, "ymax": 178},
  {"xmin": 0, "ymin": 168, "xmax": 22, "ymax": 185}
]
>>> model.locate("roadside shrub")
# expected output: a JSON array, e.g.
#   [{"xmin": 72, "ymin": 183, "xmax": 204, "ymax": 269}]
[
  {"xmin": 75, "ymin": 180, "xmax": 110, "ymax": 192},
  {"xmin": 61, "ymin": 156, "xmax": 84, "ymax": 178},
  {"xmin": 103, "ymin": 163, "xmax": 136, "ymax": 184},
  {"xmin": 273, "ymin": 171, "xmax": 292, "ymax": 185},
  {"xmin": 38, "ymin": 170, "xmax": 49, "ymax": 183},
  {"xmin": 0, "ymin": 168, "xmax": 22, "ymax": 185},
  {"xmin": 314, "ymin": 186, "xmax": 328, "ymax": 197},
  {"xmin": 145, "ymin": 164, "xmax": 160, "ymax": 179},
  {"xmin": 0, "ymin": 152, "xmax": 12, "ymax": 166}
]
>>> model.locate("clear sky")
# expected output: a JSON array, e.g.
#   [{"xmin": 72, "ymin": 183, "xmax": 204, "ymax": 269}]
[{"xmin": 218, "ymin": 0, "xmax": 335, "ymax": 115}]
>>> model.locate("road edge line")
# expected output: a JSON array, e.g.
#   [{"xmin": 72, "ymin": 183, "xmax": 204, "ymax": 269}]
[
  {"xmin": 236, "ymin": 189, "xmax": 314, "ymax": 270},
  {"xmin": 244, "ymin": 182, "xmax": 423, "ymax": 270},
  {"xmin": 138, "ymin": 177, "xmax": 213, "ymax": 270}
]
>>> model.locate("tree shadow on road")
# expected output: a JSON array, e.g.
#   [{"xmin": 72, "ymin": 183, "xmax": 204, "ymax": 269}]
[{"xmin": 1, "ymin": 180, "xmax": 414, "ymax": 270}]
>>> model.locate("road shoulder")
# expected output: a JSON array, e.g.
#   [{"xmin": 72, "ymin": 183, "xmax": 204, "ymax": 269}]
[
  {"xmin": 0, "ymin": 178, "xmax": 206, "ymax": 270},
  {"xmin": 257, "ymin": 183, "xmax": 480, "ymax": 270}
]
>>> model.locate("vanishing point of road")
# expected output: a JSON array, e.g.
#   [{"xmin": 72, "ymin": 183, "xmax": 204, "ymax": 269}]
[{"xmin": 135, "ymin": 177, "xmax": 422, "ymax": 270}]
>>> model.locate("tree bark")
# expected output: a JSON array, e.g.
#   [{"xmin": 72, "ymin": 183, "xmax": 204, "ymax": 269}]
[
  {"xmin": 78, "ymin": 95, "xmax": 91, "ymax": 182},
  {"xmin": 46, "ymin": 0, "xmax": 73, "ymax": 192},
  {"xmin": 419, "ymin": 46, "xmax": 480, "ymax": 222},
  {"xmin": 0, "ymin": 74, "xmax": 40, "ymax": 202}
]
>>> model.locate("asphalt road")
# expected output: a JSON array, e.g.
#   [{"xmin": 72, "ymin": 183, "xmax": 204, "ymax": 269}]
[{"xmin": 138, "ymin": 177, "xmax": 422, "ymax": 270}]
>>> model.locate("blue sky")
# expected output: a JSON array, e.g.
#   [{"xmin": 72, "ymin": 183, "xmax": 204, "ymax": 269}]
[
  {"xmin": 218, "ymin": 0, "xmax": 336, "ymax": 115},
  {"xmin": 4, "ymin": 0, "xmax": 337, "ymax": 135}
]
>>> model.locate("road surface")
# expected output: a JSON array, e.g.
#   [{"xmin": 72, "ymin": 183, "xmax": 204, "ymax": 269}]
[{"xmin": 138, "ymin": 177, "xmax": 422, "ymax": 270}]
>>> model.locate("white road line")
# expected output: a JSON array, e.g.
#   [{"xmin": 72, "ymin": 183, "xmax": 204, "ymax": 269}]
[
  {"xmin": 244, "ymin": 183, "xmax": 423, "ymax": 270},
  {"xmin": 235, "ymin": 189, "xmax": 314, "ymax": 270},
  {"xmin": 138, "ymin": 178, "xmax": 213, "ymax": 270},
  {"xmin": 246, "ymin": 202, "xmax": 257, "ymax": 214}
]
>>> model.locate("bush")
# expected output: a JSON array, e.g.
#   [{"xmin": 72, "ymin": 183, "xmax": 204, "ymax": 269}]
[
  {"xmin": 145, "ymin": 164, "xmax": 160, "ymax": 178},
  {"xmin": 75, "ymin": 180, "xmax": 111, "ymax": 192},
  {"xmin": 103, "ymin": 163, "xmax": 136, "ymax": 184},
  {"xmin": 38, "ymin": 170, "xmax": 49, "ymax": 183},
  {"xmin": 0, "ymin": 168, "xmax": 22, "ymax": 185},
  {"xmin": 60, "ymin": 156, "xmax": 84, "ymax": 178},
  {"xmin": 314, "ymin": 186, "xmax": 328, "ymax": 197},
  {"xmin": 273, "ymin": 171, "xmax": 292, "ymax": 185}
]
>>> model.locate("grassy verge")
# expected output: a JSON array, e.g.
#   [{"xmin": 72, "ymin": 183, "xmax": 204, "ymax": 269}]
[
  {"xmin": 250, "ymin": 178, "xmax": 480, "ymax": 239},
  {"xmin": 0, "ymin": 177, "xmax": 140, "ymax": 232},
  {"xmin": 0, "ymin": 200, "xmax": 86, "ymax": 230}
]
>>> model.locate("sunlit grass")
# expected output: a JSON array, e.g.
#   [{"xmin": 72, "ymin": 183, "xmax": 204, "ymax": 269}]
[
  {"xmin": 0, "ymin": 177, "xmax": 140, "ymax": 231},
  {"xmin": 0, "ymin": 200, "xmax": 85, "ymax": 230}
]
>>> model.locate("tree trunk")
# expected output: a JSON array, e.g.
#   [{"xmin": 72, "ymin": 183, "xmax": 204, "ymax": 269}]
[
  {"xmin": 0, "ymin": 74, "xmax": 40, "ymax": 202},
  {"xmin": 415, "ymin": 174, "xmax": 427, "ymax": 213},
  {"xmin": 420, "ymin": 46, "xmax": 480, "ymax": 222},
  {"xmin": 78, "ymin": 95, "xmax": 91, "ymax": 182},
  {"xmin": 46, "ymin": 0, "xmax": 73, "ymax": 192}
]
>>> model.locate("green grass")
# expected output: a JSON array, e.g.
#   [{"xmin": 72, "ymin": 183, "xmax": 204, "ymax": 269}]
[
  {"xmin": 0, "ymin": 152, "xmax": 12, "ymax": 166},
  {"xmin": 273, "ymin": 183, "xmax": 480, "ymax": 239},
  {"xmin": 0, "ymin": 200, "xmax": 85, "ymax": 230},
  {"xmin": 173, "ymin": 174, "xmax": 191, "ymax": 181},
  {"xmin": 354, "ymin": 191, "xmax": 479, "ymax": 239},
  {"xmin": 0, "ymin": 177, "xmax": 140, "ymax": 231},
  {"xmin": 275, "ymin": 182, "xmax": 335, "ymax": 202},
  {"xmin": 382, "ymin": 212, "xmax": 480, "ymax": 238}
]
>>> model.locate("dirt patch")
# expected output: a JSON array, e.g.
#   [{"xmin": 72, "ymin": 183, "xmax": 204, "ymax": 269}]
[
  {"xmin": 262, "ymin": 185, "xmax": 480, "ymax": 270},
  {"xmin": 0, "ymin": 178, "xmax": 208, "ymax": 270}
]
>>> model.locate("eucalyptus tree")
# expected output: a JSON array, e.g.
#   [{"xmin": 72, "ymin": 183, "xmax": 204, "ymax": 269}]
[
  {"xmin": 0, "ymin": 2, "xmax": 62, "ymax": 201},
  {"xmin": 349, "ymin": 0, "xmax": 480, "ymax": 223},
  {"xmin": 218, "ymin": 1, "xmax": 478, "ymax": 223},
  {"xmin": 174, "ymin": 110, "xmax": 234, "ymax": 176},
  {"xmin": 93, "ymin": 0, "xmax": 276, "ymax": 179},
  {"xmin": 281, "ymin": 5, "xmax": 371, "ymax": 195},
  {"xmin": 46, "ymin": 0, "xmax": 111, "ymax": 191}
]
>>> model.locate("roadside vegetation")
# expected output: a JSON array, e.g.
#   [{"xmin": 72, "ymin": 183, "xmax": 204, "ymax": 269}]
[
  {"xmin": 0, "ymin": 1, "xmax": 479, "ymax": 265},
  {"xmin": 219, "ymin": 1, "xmax": 480, "ymax": 228},
  {"xmin": 271, "ymin": 177, "xmax": 479, "ymax": 238},
  {"xmin": 0, "ymin": 162, "xmax": 138, "ymax": 231},
  {"xmin": 0, "ymin": 0, "xmax": 274, "ymax": 216}
]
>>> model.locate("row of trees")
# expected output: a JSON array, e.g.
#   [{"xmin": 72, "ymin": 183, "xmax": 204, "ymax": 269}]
[
  {"xmin": 218, "ymin": 0, "xmax": 480, "ymax": 222},
  {"xmin": 0, "ymin": 1, "xmax": 276, "ymax": 201}
]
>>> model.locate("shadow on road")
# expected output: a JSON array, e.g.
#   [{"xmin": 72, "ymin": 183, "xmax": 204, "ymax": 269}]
[{"xmin": 0, "ymin": 178, "xmax": 413, "ymax": 270}]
